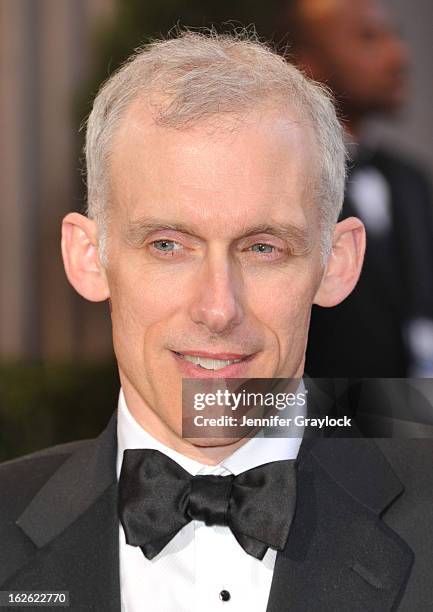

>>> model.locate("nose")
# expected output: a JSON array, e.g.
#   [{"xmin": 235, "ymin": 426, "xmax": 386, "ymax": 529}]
[{"xmin": 189, "ymin": 254, "xmax": 244, "ymax": 335}]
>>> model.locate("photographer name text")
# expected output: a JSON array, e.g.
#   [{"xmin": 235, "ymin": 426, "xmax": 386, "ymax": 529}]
[{"xmin": 193, "ymin": 415, "xmax": 351, "ymax": 428}]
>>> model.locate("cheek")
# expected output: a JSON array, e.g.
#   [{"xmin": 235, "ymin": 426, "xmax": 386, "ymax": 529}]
[
  {"xmin": 245, "ymin": 270, "xmax": 315, "ymax": 365},
  {"xmin": 108, "ymin": 264, "xmax": 184, "ymax": 353},
  {"xmin": 269, "ymin": 291, "xmax": 311, "ymax": 340},
  {"xmin": 248, "ymin": 268, "xmax": 314, "ymax": 325}
]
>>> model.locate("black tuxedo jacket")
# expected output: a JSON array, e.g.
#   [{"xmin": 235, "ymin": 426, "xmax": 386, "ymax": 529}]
[{"xmin": 1, "ymin": 413, "xmax": 433, "ymax": 611}]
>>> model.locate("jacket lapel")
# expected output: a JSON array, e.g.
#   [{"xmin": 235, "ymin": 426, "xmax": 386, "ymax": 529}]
[
  {"xmin": 4, "ymin": 413, "xmax": 121, "ymax": 611},
  {"xmin": 267, "ymin": 437, "xmax": 414, "ymax": 612}
]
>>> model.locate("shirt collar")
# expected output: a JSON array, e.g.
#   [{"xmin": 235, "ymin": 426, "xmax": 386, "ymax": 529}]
[{"xmin": 116, "ymin": 386, "xmax": 303, "ymax": 478}]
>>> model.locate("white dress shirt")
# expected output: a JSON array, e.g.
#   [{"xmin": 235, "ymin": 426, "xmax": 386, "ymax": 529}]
[{"xmin": 117, "ymin": 389, "xmax": 302, "ymax": 612}]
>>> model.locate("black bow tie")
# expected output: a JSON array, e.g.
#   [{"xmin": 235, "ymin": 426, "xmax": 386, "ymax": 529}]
[{"xmin": 118, "ymin": 449, "xmax": 297, "ymax": 561}]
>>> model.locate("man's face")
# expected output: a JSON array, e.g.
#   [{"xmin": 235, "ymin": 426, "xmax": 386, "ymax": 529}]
[
  {"xmin": 104, "ymin": 103, "xmax": 324, "ymax": 437},
  {"xmin": 299, "ymin": 0, "xmax": 409, "ymax": 116}
]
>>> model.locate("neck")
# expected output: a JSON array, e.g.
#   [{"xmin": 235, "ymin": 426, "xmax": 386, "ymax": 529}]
[
  {"xmin": 119, "ymin": 379, "xmax": 255, "ymax": 465},
  {"xmin": 119, "ymin": 370, "xmax": 303, "ymax": 465}
]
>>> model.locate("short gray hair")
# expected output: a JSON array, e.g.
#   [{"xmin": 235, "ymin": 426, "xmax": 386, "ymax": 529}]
[{"xmin": 85, "ymin": 29, "xmax": 346, "ymax": 263}]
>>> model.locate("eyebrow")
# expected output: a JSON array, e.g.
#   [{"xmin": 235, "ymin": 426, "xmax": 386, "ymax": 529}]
[
  {"xmin": 239, "ymin": 223, "xmax": 313, "ymax": 255},
  {"xmin": 123, "ymin": 218, "xmax": 313, "ymax": 256},
  {"xmin": 124, "ymin": 220, "xmax": 200, "ymax": 246}
]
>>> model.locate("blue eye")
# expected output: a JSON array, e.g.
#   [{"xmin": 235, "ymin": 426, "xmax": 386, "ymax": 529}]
[
  {"xmin": 251, "ymin": 243, "xmax": 274, "ymax": 253},
  {"xmin": 153, "ymin": 240, "xmax": 179, "ymax": 252}
]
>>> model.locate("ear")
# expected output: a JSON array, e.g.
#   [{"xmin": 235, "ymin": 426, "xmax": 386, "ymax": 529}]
[
  {"xmin": 314, "ymin": 217, "xmax": 366, "ymax": 307},
  {"xmin": 61, "ymin": 212, "xmax": 110, "ymax": 302}
]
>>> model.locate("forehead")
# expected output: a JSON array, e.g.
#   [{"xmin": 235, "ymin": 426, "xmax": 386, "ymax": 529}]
[{"xmin": 108, "ymin": 100, "xmax": 320, "ymax": 232}]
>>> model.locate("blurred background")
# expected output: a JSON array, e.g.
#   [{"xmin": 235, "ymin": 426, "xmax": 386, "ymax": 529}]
[{"xmin": 1, "ymin": 0, "xmax": 432, "ymax": 459}]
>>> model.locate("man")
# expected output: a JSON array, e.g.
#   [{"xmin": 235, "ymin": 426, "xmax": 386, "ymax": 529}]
[
  {"xmin": 0, "ymin": 31, "xmax": 432, "ymax": 611},
  {"xmin": 282, "ymin": 0, "xmax": 433, "ymax": 377}
]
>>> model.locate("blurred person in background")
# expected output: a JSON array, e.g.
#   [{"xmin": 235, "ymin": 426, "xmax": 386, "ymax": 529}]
[{"xmin": 283, "ymin": 0, "xmax": 433, "ymax": 377}]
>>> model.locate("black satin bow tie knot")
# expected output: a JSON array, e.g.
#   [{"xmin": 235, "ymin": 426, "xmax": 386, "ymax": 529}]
[
  {"xmin": 188, "ymin": 473, "xmax": 234, "ymax": 525},
  {"xmin": 118, "ymin": 449, "xmax": 297, "ymax": 561}
]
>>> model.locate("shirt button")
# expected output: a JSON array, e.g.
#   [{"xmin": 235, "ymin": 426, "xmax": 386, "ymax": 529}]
[{"xmin": 219, "ymin": 590, "xmax": 231, "ymax": 602}]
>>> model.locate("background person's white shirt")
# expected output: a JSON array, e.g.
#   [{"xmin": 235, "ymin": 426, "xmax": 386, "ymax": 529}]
[{"xmin": 117, "ymin": 389, "xmax": 302, "ymax": 612}]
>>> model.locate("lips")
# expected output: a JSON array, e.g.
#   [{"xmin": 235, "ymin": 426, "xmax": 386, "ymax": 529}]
[{"xmin": 171, "ymin": 350, "xmax": 255, "ymax": 378}]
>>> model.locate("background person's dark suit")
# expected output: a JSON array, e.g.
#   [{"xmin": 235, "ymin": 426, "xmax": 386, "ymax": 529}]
[
  {"xmin": 1, "ymin": 411, "xmax": 433, "ymax": 611},
  {"xmin": 307, "ymin": 148, "xmax": 433, "ymax": 378}
]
